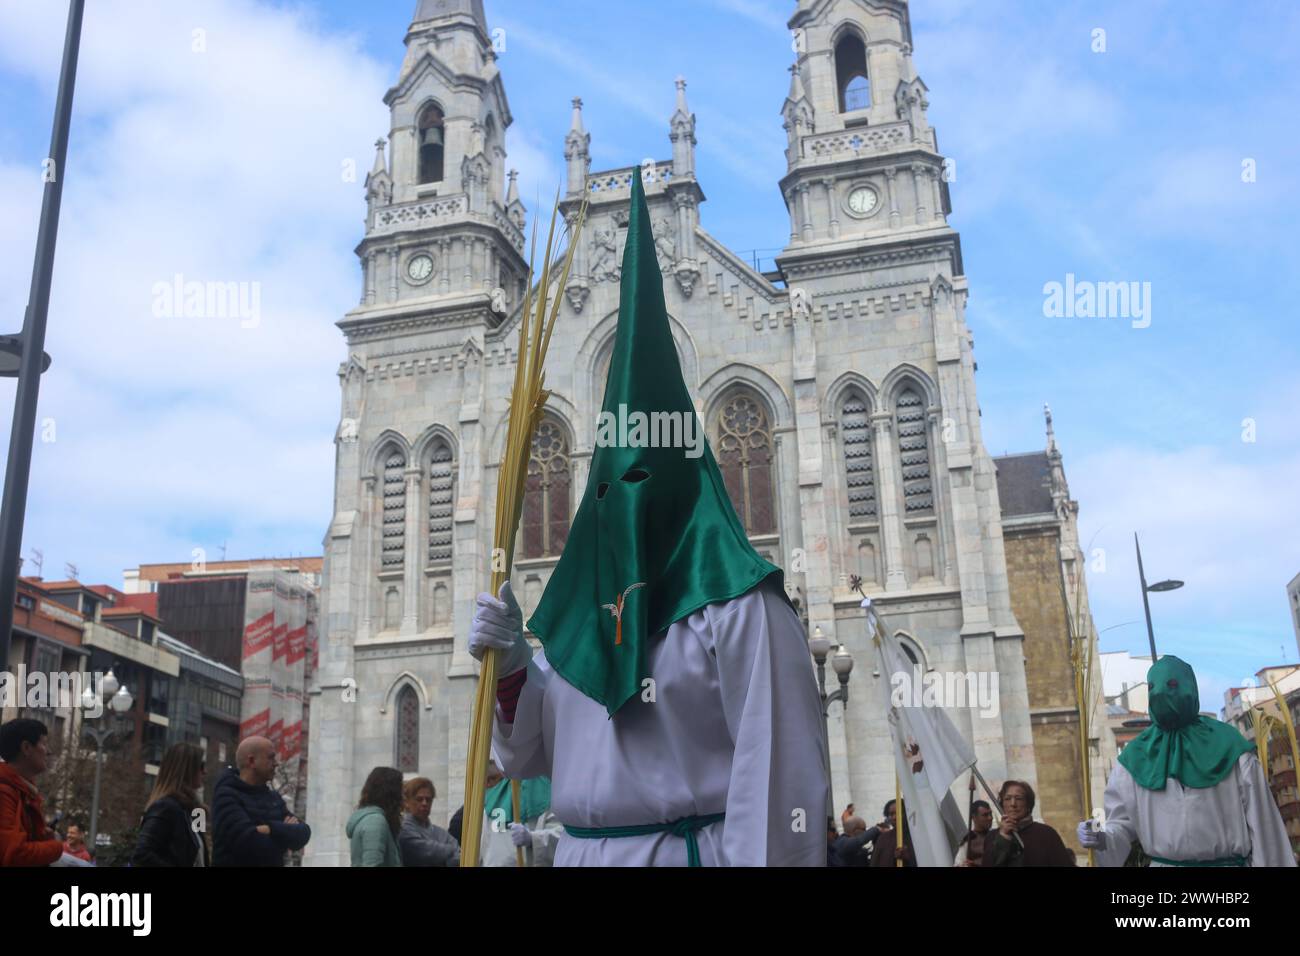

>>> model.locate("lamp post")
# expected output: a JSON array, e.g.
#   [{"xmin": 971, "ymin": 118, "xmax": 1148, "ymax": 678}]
[
  {"xmin": 80, "ymin": 669, "xmax": 133, "ymax": 853},
  {"xmin": 1134, "ymin": 534, "xmax": 1183, "ymax": 660},
  {"xmin": 809, "ymin": 624, "xmax": 854, "ymax": 823},
  {"xmin": 0, "ymin": 0, "xmax": 83, "ymax": 666}
]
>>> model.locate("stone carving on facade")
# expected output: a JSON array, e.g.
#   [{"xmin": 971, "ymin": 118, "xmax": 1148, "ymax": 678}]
[
  {"xmin": 589, "ymin": 226, "xmax": 621, "ymax": 282},
  {"xmin": 339, "ymin": 356, "xmax": 366, "ymax": 438},
  {"xmin": 895, "ymin": 78, "xmax": 930, "ymax": 141},
  {"xmin": 461, "ymin": 155, "xmax": 489, "ymax": 190},
  {"xmin": 367, "ymin": 176, "xmax": 392, "ymax": 208},
  {"xmin": 653, "ymin": 218, "xmax": 676, "ymax": 273},
  {"xmin": 673, "ymin": 263, "xmax": 699, "ymax": 298},
  {"xmin": 565, "ymin": 278, "xmax": 590, "ymax": 313}
]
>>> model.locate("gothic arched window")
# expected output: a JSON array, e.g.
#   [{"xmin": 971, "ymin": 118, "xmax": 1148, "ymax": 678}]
[
  {"xmin": 715, "ymin": 389, "xmax": 776, "ymax": 535},
  {"xmin": 381, "ymin": 449, "xmax": 407, "ymax": 569},
  {"xmin": 835, "ymin": 32, "xmax": 871, "ymax": 112},
  {"xmin": 395, "ymin": 685, "xmax": 419, "ymax": 773},
  {"xmin": 521, "ymin": 416, "xmax": 572, "ymax": 559},
  {"xmin": 894, "ymin": 385, "xmax": 934, "ymax": 516},
  {"xmin": 418, "ymin": 104, "xmax": 445, "ymax": 184},
  {"xmin": 839, "ymin": 388, "xmax": 876, "ymax": 520},
  {"xmin": 427, "ymin": 438, "xmax": 455, "ymax": 565}
]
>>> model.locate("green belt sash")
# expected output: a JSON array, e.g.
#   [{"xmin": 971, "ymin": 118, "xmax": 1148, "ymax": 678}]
[
  {"xmin": 564, "ymin": 812, "xmax": 726, "ymax": 867},
  {"xmin": 1149, "ymin": 854, "xmax": 1248, "ymax": 867}
]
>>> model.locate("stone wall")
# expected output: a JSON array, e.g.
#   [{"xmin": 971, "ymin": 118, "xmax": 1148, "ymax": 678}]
[{"xmin": 1004, "ymin": 525, "xmax": 1086, "ymax": 843}]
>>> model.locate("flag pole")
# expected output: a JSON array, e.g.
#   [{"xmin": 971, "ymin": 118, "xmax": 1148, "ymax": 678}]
[
  {"xmin": 894, "ymin": 771, "xmax": 903, "ymax": 868},
  {"xmin": 512, "ymin": 781, "xmax": 525, "ymax": 868},
  {"xmin": 1061, "ymin": 571, "xmax": 1095, "ymax": 865}
]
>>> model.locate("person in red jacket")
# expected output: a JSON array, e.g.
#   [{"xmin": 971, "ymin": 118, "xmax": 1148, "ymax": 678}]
[{"xmin": 0, "ymin": 719, "xmax": 64, "ymax": 867}]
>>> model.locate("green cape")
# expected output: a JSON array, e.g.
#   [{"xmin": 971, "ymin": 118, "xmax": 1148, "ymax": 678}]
[
  {"xmin": 1117, "ymin": 656, "xmax": 1254, "ymax": 791},
  {"xmin": 484, "ymin": 776, "xmax": 551, "ymax": 825},
  {"xmin": 526, "ymin": 167, "xmax": 782, "ymax": 716}
]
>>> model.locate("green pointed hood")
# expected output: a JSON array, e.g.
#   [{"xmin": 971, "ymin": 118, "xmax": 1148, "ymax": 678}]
[
  {"xmin": 526, "ymin": 167, "xmax": 782, "ymax": 716},
  {"xmin": 1117, "ymin": 655, "xmax": 1254, "ymax": 791}
]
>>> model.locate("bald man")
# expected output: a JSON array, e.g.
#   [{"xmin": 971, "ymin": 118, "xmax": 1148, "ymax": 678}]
[{"xmin": 212, "ymin": 736, "xmax": 311, "ymax": 866}]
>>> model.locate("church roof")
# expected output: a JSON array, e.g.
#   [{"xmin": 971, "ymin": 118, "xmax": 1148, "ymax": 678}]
[
  {"xmin": 993, "ymin": 451, "xmax": 1053, "ymax": 518},
  {"xmin": 412, "ymin": 0, "xmax": 487, "ymax": 33}
]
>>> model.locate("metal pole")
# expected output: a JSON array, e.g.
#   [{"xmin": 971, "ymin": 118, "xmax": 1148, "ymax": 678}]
[
  {"xmin": 1135, "ymin": 534, "xmax": 1157, "ymax": 660},
  {"xmin": 88, "ymin": 729, "xmax": 105, "ymax": 853},
  {"xmin": 0, "ymin": 0, "xmax": 85, "ymax": 665},
  {"xmin": 815, "ymin": 658, "xmax": 835, "ymax": 826}
]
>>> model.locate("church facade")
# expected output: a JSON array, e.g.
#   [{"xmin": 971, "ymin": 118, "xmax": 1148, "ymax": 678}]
[{"xmin": 306, "ymin": 0, "xmax": 1067, "ymax": 865}]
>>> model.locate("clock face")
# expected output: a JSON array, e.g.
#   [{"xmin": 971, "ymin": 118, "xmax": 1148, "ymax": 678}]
[
  {"xmin": 846, "ymin": 186, "xmax": 879, "ymax": 217},
  {"xmin": 406, "ymin": 253, "xmax": 434, "ymax": 283}
]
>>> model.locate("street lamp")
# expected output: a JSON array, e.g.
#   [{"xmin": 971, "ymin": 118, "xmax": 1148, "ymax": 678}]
[
  {"xmin": 0, "ymin": 0, "xmax": 83, "ymax": 668},
  {"xmin": 809, "ymin": 625, "xmax": 854, "ymax": 822},
  {"xmin": 81, "ymin": 669, "xmax": 133, "ymax": 854},
  {"xmin": 1134, "ymin": 534, "xmax": 1184, "ymax": 660}
]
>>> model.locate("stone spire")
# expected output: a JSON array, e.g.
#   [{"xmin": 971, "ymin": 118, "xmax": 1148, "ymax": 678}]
[
  {"xmin": 669, "ymin": 76, "xmax": 696, "ymax": 177},
  {"xmin": 410, "ymin": 0, "xmax": 487, "ymax": 35},
  {"xmin": 364, "ymin": 137, "xmax": 392, "ymax": 224},
  {"xmin": 1044, "ymin": 404, "xmax": 1072, "ymax": 519},
  {"xmin": 781, "ymin": 63, "xmax": 813, "ymax": 167},
  {"xmin": 505, "ymin": 168, "xmax": 524, "ymax": 230},
  {"xmin": 564, "ymin": 97, "xmax": 591, "ymax": 196},
  {"xmin": 787, "ymin": 61, "xmax": 807, "ymax": 103}
]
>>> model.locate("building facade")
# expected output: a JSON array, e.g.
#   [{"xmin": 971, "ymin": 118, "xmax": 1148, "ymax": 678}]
[
  {"xmin": 1223, "ymin": 666, "xmax": 1300, "ymax": 856},
  {"xmin": 2, "ymin": 579, "xmax": 91, "ymax": 751},
  {"xmin": 993, "ymin": 408, "xmax": 1117, "ymax": 841},
  {"xmin": 126, "ymin": 561, "xmax": 320, "ymax": 819},
  {"xmin": 306, "ymin": 0, "xmax": 1080, "ymax": 864}
]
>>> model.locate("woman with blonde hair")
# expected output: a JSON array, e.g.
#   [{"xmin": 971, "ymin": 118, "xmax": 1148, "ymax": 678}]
[
  {"xmin": 398, "ymin": 776, "xmax": 459, "ymax": 867},
  {"xmin": 131, "ymin": 742, "xmax": 210, "ymax": 866}
]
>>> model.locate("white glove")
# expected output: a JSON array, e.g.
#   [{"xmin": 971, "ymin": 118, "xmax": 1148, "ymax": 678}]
[
  {"xmin": 508, "ymin": 822, "xmax": 532, "ymax": 848},
  {"xmin": 1076, "ymin": 820, "xmax": 1106, "ymax": 850},
  {"xmin": 470, "ymin": 581, "xmax": 532, "ymax": 676}
]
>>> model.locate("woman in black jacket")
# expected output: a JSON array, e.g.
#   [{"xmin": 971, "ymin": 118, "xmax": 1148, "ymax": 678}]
[{"xmin": 131, "ymin": 743, "xmax": 209, "ymax": 867}]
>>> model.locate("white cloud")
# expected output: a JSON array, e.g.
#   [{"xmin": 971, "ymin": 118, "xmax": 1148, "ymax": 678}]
[
  {"xmin": 0, "ymin": 0, "xmax": 394, "ymax": 582},
  {"xmin": 1073, "ymin": 432, "xmax": 1300, "ymax": 710}
]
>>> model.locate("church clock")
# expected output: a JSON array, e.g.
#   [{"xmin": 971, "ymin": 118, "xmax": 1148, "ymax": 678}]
[
  {"xmin": 845, "ymin": 185, "xmax": 879, "ymax": 218},
  {"xmin": 406, "ymin": 252, "xmax": 435, "ymax": 283}
]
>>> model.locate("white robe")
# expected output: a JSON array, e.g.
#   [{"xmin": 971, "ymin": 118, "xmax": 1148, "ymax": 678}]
[
  {"xmin": 492, "ymin": 578, "xmax": 830, "ymax": 866},
  {"xmin": 1094, "ymin": 752, "xmax": 1296, "ymax": 867}
]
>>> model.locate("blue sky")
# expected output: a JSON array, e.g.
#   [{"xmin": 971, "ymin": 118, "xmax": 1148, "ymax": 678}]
[{"xmin": 1, "ymin": 0, "xmax": 1297, "ymax": 712}]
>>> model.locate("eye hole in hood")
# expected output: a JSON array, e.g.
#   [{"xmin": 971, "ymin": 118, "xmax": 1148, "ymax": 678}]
[{"xmin": 621, "ymin": 467, "xmax": 650, "ymax": 483}]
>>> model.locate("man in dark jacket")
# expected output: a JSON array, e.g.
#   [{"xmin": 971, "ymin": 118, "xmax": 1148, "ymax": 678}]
[
  {"xmin": 832, "ymin": 814, "xmax": 881, "ymax": 867},
  {"xmin": 211, "ymin": 736, "xmax": 310, "ymax": 866}
]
